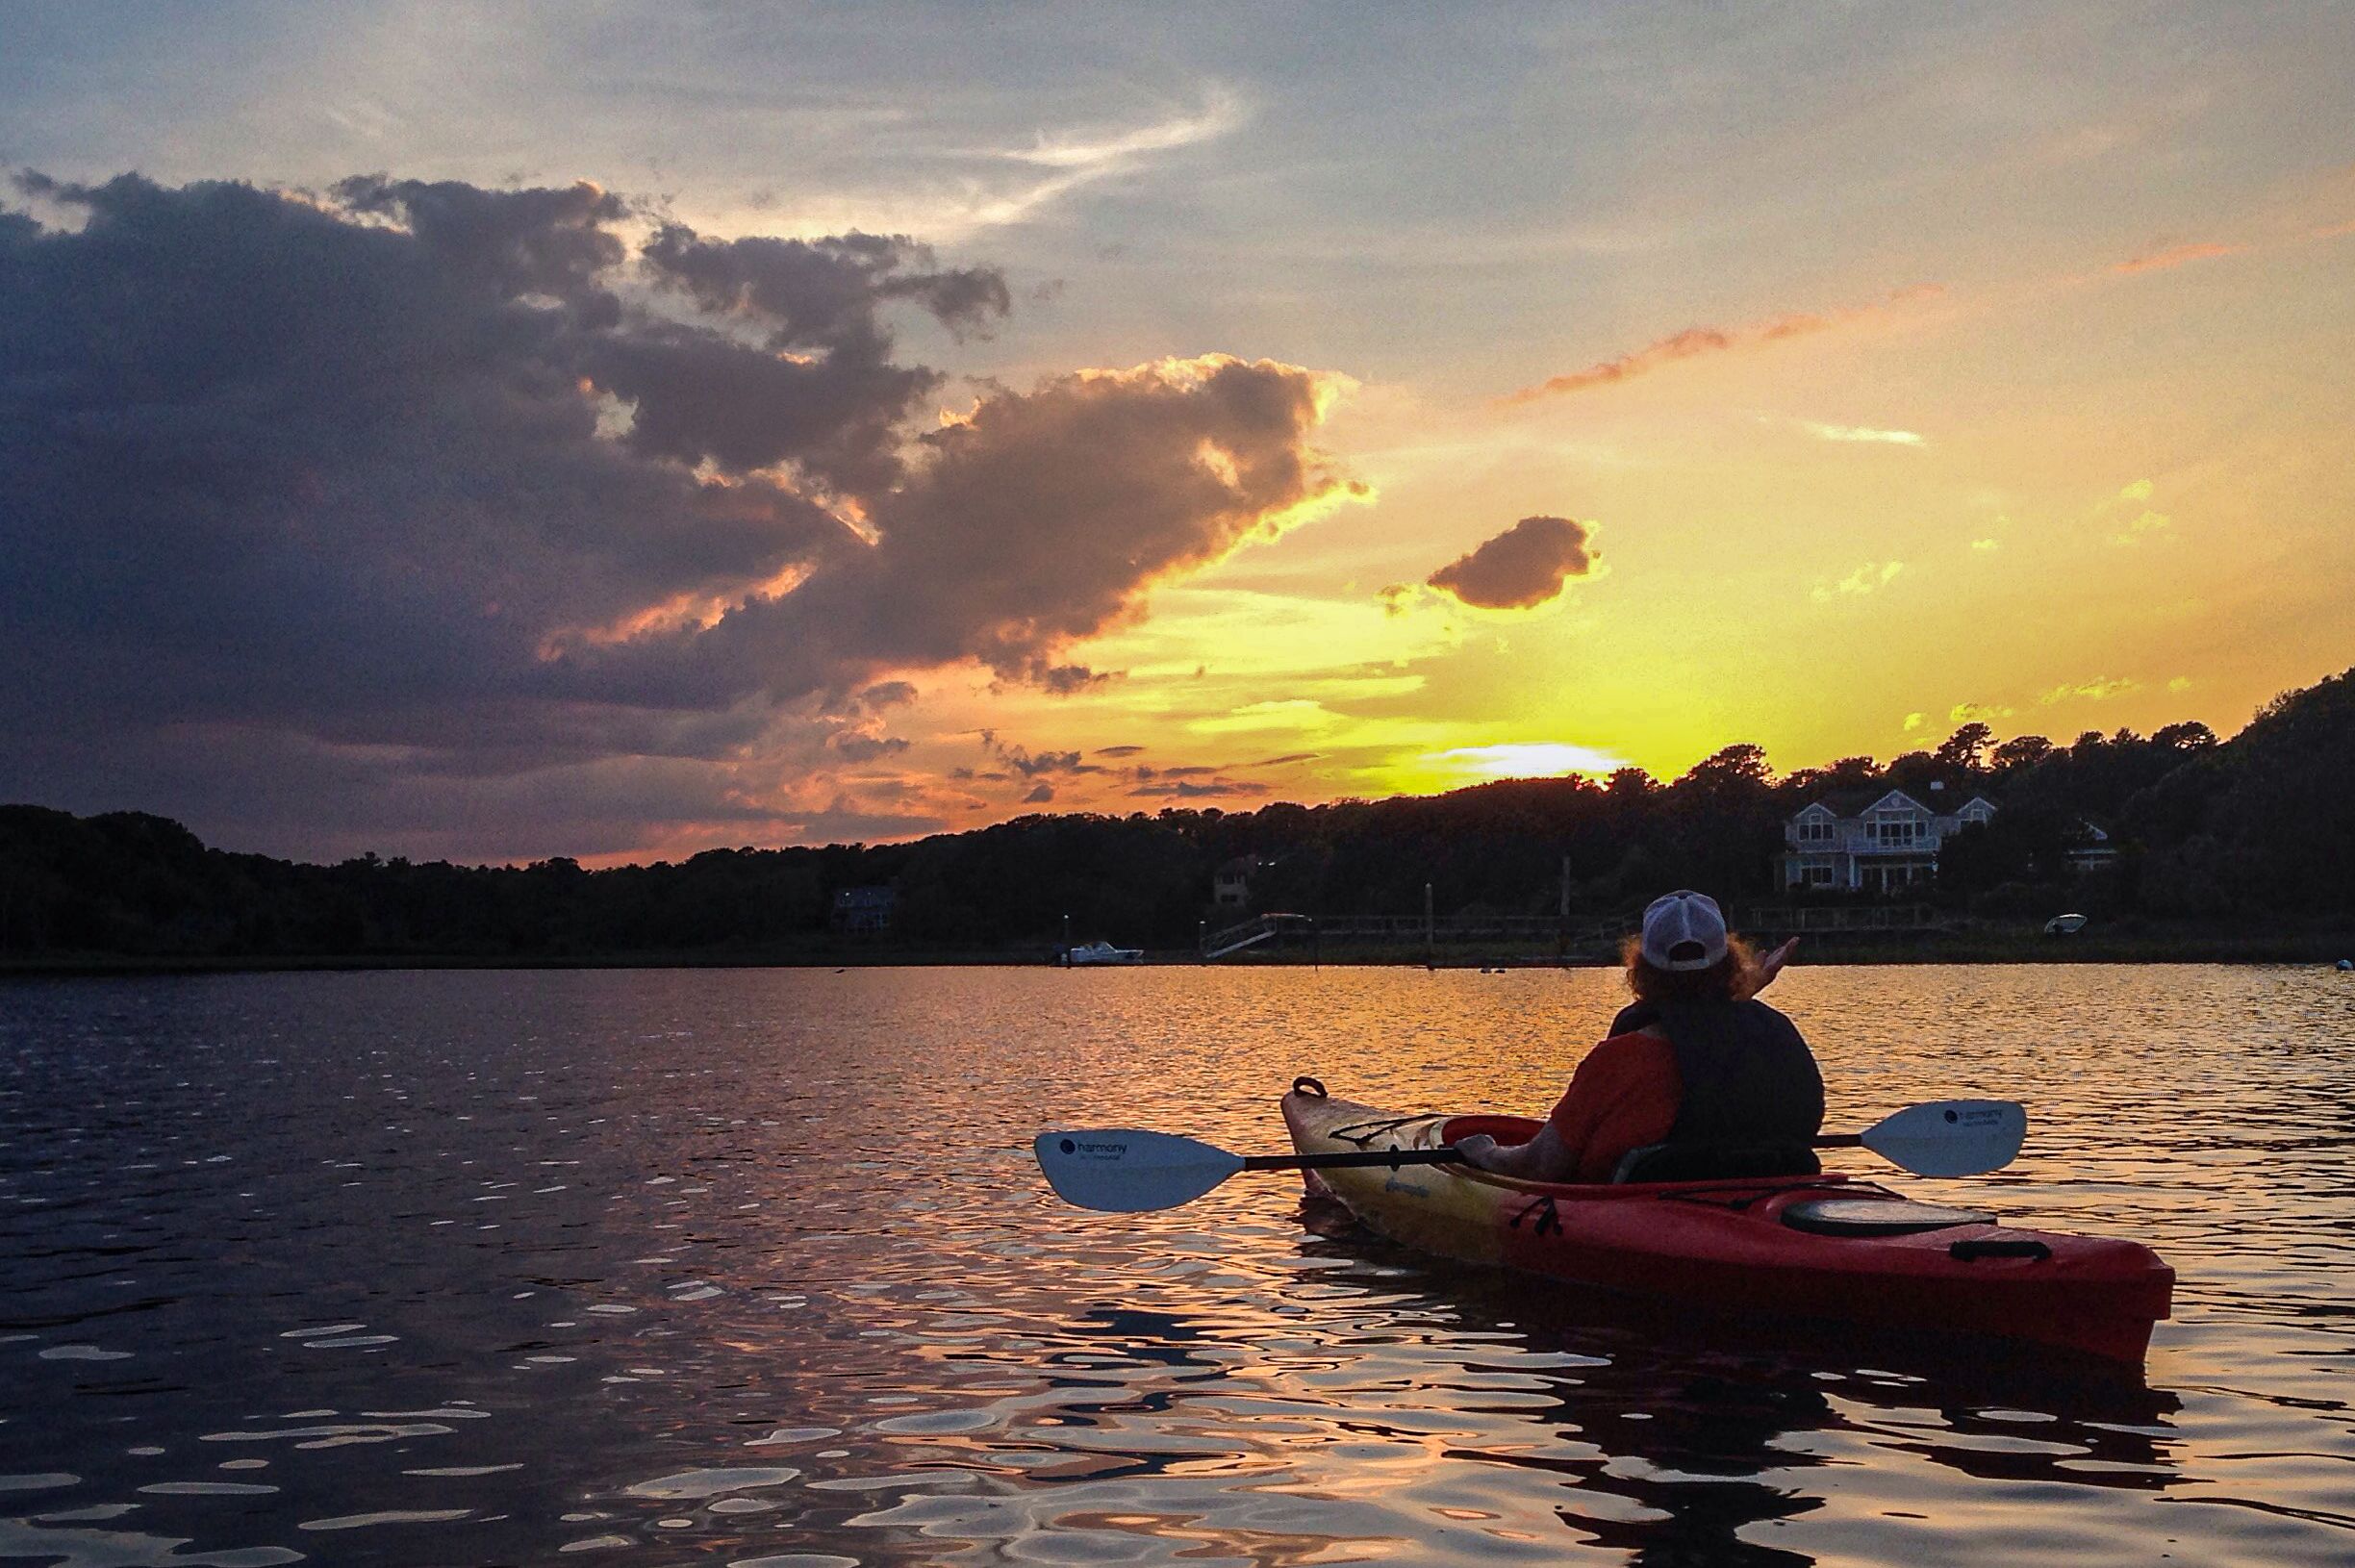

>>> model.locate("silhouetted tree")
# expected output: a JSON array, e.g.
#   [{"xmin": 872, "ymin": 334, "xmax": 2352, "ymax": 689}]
[
  {"xmin": 1934, "ymin": 722, "xmax": 1995, "ymax": 773},
  {"xmin": 7, "ymin": 670, "xmax": 2350, "ymax": 958},
  {"xmin": 1991, "ymin": 734, "xmax": 2055, "ymax": 771},
  {"xmin": 2152, "ymin": 721, "xmax": 2218, "ymax": 751}
]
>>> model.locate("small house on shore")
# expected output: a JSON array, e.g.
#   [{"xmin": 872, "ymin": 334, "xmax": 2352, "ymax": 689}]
[
  {"xmin": 831, "ymin": 885, "xmax": 897, "ymax": 932},
  {"xmin": 1213, "ymin": 855, "xmax": 1259, "ymax": 909},
  {"xmin": 1777, "ymin": 785, "xmax": 1996, "ymax": 894},
  {"xmin": 2068, "ymin": 821, "xmax": 2121, "ymax": 874}
]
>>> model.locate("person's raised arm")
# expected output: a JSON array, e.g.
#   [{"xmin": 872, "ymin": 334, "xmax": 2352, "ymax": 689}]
[{"xmin": 1739, "ymin": 937, "xmax": 1800, "ymax": 999}]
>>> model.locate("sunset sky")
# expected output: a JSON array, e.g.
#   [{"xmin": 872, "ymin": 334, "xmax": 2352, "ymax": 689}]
[{"xmin": 4, "ymin": 3, "xmax": 2352, "ymax": 864}]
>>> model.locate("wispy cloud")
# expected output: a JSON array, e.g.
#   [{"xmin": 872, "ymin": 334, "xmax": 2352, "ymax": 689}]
[
  {"xmin": 1127, "ymin": 776, "xmax": 1271, "ymax": 798},
  {"xmin": 1188, "ymin": 698, "xmax": 1338, "ymax": 735},
  {"xmin": 1811, "ymin": 561, "xmax": 1906, "ymax": 603},
  {"xmin": 2040, "ymin": 676, "xmax": 2139, "ymax": 704},
  {"xmin": 1499, "ymin": 286, "xmax": 1941, "ymax": 406},
  {"xmin": 2095, "ymin": 478, "xmax": 2170, "ymax": 544},
  {"xmin": 2111, "ymin": 240, "xmax": 2249, "ymax": 275},
  {"xmin": 1949, "ymin": 701, "xmax": 2013, "ymax": 722},
  {"xmin": 1798, "ymin": 420, "xmax": 1925, "ymax": 446},
  {"xmin": 1005, "ymin": 85, "xmax": 1245, "ymax": 170},
  {"xmin": 963, "ymin": 85, "xmax": 1246, "ymax": 228}
]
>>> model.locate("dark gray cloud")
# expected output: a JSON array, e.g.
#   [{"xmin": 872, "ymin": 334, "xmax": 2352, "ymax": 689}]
[
  {"xmin": 641, "ymin": 223, "xmax": 1009, "ymax": 347},
  {"xmin": 0, "ymin": 171, "xmax": 1346, "ymax": 855},
  {"xmin": 979, "ymin": 731, "xmax": 1101, "ymax": 777},
  {"xmin": 1128, "ymin": 777, "xmax": 1272, "ymax": 798},
  {"xmin": 1426, "ymin": 515, "xmax": 1599, "ymax": 609},
  {"xmin": 677, "ymin": 353, "xmax": 1345, "ymax": 695},
  {"xmin": 829, "ymin": 732, "xmax": 910, "ymax": 762}
]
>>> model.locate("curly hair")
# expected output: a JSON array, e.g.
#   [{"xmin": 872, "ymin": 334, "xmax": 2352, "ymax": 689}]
[{"xmin": 1620, "ymin": 932, "xmax": 1760, "ymax": 1005}]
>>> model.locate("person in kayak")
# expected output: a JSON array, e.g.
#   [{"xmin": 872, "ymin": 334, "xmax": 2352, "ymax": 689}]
[{"xmin": 1456, "ymin": 890, "xmax": 1820, "ymax": 1183}]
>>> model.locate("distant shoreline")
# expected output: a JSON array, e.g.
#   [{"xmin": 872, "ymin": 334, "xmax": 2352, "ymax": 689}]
[{"xmin": 5, "ymin": 927, "xmax": 2348, "ymax": 977}]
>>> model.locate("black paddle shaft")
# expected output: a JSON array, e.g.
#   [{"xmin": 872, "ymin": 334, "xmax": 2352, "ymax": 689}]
[
  {"xmin": 1250, "ymin": 1134, "xmax": 1865, "ymax": 1173},
  {"xmin": 1241, "ymin": 1149, "xmax": 1470, "ymax": 1173}
]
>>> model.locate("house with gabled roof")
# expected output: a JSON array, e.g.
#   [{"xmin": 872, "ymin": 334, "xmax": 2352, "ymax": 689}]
[
  {"xmin": 1778, "ymin": 782, "xmax": 1997, "ymax": 894},
  {"xmin": 2068, "ymin": 820, "xmax": 2121, "ymax": 874}
]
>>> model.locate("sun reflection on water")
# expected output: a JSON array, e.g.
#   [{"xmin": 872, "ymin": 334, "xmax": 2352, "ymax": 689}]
[{"xmin": 1, "ymin": 964, "xmax": 2349, "ymax": 1564}]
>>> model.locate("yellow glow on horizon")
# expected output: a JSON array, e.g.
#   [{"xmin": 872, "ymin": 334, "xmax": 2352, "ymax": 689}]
[
  {"xmin": 1347, "ymin": 739, "xmax": 1628, "ymax": 801},
  {"xmin": 1422, "ymin": 741, "xmax": 1628, "ymax": 779}
]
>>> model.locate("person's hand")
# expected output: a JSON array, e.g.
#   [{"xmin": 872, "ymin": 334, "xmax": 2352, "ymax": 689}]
[
  {"xmin": 1746, "ymin": 937, "xmax": 1800, "ymax": 997},
  {"xmin": 1453, "ymin": 1133, "xmax": 1500, "ymax": 1171}
]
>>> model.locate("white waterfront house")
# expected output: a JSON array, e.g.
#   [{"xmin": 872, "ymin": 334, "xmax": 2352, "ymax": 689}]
[
  {"xmin": 1213, "ymin": 855, "xmax": 1255, "ymax": 908},
  {"xmin": 1778, "ymin": 785, "xmax": 1997, "ymax": 893}
]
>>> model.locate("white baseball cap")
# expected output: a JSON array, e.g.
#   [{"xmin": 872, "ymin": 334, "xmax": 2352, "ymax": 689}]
[{"xmin": 1641, "ymin": 890, "xmax": 1728, "ymax": 972}]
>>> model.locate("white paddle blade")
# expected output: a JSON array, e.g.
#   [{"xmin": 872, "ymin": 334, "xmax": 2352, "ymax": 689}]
[
  {"xmin": 1861, "ymin": 1100, "xmax": 2026, "ymax": 1177},
  {"xmin": 1034, "ymin": 1129, "xmax": 1246, "ymax": 1213}
]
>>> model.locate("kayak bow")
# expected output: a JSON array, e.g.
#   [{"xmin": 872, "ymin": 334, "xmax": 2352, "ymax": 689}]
[{"xmin": 1282, "ymin": 1082, "xmax": 2173, "ymax": 1367}]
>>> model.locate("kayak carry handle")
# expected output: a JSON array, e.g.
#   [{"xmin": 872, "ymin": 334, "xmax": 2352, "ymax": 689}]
[
  {"xmin": 1949, "ymin": 1238, "xmax": 2052, "ymax": 1262},
  {"xmin": 1291, "ymin": 1075, "xmax": 1328, "ymax": 1098}
]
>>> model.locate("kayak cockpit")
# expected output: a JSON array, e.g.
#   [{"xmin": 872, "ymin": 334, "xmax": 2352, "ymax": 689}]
[{"xmin": 1434, "ymin": 1114, "xmax": 1823, "ymax": 1187}]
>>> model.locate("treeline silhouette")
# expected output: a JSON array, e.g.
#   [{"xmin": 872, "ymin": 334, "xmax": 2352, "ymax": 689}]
[{"xmin": 4, "ymin": 669, "xmax": 2349, "ymax": 962}]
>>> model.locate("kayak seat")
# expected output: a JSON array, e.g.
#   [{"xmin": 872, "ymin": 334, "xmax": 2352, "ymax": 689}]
[
  {"xmin": 1611, "ymin": 1142, "xmax": 1821, "ymax": 1183},
  {"xmin": 1782, "ymin": 1197, "xmax": 1996, "ymax": 1236}
]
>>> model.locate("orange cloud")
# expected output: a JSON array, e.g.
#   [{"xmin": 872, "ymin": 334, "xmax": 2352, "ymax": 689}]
[
  {"xmin": 2110, "ymin": 240, "xmax": 2249, "ymax": 275},
  {"xmin": 1498, "ymin": 285, "xmax": 1941, "ymax": 405}
]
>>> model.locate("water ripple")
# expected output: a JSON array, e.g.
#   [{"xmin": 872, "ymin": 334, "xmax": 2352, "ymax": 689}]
[{"xmin": 2, "ymin": 965, "xmax": 2350, "ymax": 1566}]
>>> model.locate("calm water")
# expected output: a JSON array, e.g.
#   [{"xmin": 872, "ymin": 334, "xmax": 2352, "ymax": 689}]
[{"xmin": 2, "ymin": 964, "xmax": 2350, "ymax": 1567}]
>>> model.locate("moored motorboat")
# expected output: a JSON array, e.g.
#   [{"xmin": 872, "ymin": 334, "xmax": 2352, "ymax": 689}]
[
  {"xmin": 1281, "ymin": 1080, "xmax": 2173, "ymax": 1367},
  {"xmin": 1060, "ymin": 939, "xmax": 1145, "ymax": 966}
]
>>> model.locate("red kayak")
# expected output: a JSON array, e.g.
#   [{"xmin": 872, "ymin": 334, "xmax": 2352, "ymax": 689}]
[{"xmin": 1282, "ymin": 1081, "xmax": 2174, "ymax": 1367}]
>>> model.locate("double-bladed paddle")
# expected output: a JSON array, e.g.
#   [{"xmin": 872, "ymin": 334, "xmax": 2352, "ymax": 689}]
[{"xmin": 1034, "ymin": 1099, "xmax": 2026, "ymax": 1213}]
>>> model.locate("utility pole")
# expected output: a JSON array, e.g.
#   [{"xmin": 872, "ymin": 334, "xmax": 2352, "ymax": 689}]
[{"xmin": 1558, "ymin": 852, "xmax": 1571, "ymax": 960}]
